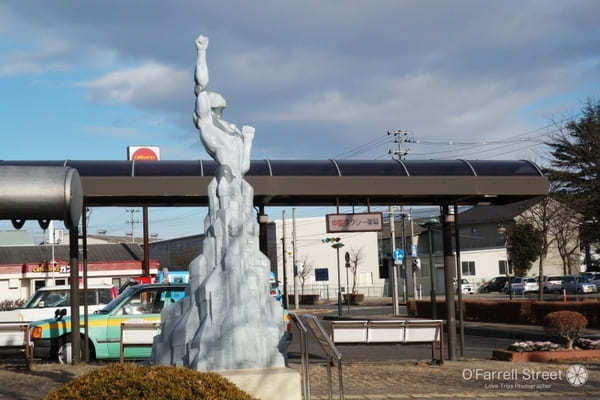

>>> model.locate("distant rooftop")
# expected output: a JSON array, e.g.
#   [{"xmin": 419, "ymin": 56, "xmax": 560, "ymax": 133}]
[{"xmin": 0, "ymin": 231, "xmax": 34, "ymax": 246}]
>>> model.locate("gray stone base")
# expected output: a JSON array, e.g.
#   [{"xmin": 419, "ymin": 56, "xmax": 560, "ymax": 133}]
[{"xmin": 218, "ymin": 367, "xmax": 302, "ymax": 400}]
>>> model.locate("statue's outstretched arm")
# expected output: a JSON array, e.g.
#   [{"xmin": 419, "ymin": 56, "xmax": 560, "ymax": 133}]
[
  {"xmin": 194, "ymin": 36, "xmax": 211, "ymax": 129},
  {"xmin": 195, "ymin": 35, "xmax": 209, "ymax": 93}
]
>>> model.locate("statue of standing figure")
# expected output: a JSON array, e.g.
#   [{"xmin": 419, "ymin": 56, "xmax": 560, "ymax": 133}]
[
  {"xmin": 193, "ymin": 35, "xmax": 255, "ymax": 247},
  {"xmin": 151, "ymin": 35, "xmax": 286, "ymax": 372}
]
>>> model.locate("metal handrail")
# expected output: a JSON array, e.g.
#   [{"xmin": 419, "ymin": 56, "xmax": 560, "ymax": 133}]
[
  {"xmin": 289, "ymin": 313, "xmax": 310, "ymax": 400},
  {"xmin": 301, "ymin": 314, "xmax": 344, "ymax": 400}
]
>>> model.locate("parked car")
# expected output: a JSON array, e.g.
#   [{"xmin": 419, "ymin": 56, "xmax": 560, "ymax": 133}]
[
  {"xmin": 0, "ymin": 284, "xmax": 117, "ymax": 323},
  {"xmin": 522, "ymin": 277, "xmax": 540, "ymax": 294},
  {"xmin": 558, "ymin": 275, "xmax": 577, "ymax": 294},
  {"xmin": 504, "ymin": 277, "xmax": 535, "ymax": 295},
  {"xmin": 31, "ymin": 282, "xmax": 292, "ymax": 363},
  {"xmin": 453, "ymin": 278, "xmax": 474, "ymax": 295},
  {"xmin": 479, "ymin": 276, "xmax": 509, "ymax": 293},
  {"xmin": 543, "ymin": 276, "xmax": 563, "ymax": 293},
  {"xmin": 31, "ymin": 283, "xmax": 187, "ymax": 363},
  {"xmin": 574, "ymin": 276, "xmax": 597, "ymax": 294},
  {"xmin": 590, "ymin": 274, "xmax": 600, "ymax": 292},
  {"xmin": 580, "ymin": 272, "xmax": 600, "ymax": 282}
]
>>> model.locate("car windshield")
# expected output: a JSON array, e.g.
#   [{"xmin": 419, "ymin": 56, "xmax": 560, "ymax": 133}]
[
  {"xmin": 548, "ymin": 276, "xmax": 561, "ymax": 281},
  {"xmin": 22, "ymin": 289, "xmax": 70, "ymax": 308},
  {"xmin": 96, "ymin": 286, "xmax": 137, "ymax": 314},
  {"xmin": 525, "ymin": 278, "xmax": 537, "ymax": 282}
]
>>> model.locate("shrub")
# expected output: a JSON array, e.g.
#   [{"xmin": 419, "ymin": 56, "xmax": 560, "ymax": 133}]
[
  {"xmin": 43, "ymin": 363, "xmax": 257, "ymax": 400},
  {"xmin": 531, "ymin": 301, "xmax": 600, "ymax": 326},
  {"xmin": 508, "ymin": 341, "xmax": 560, "ymax": 352},
  {"xmin": 575, "ymin": 338, "xmax": 600, "ymax": 350},
  {"xmin": 0, "ymin": 298, "xmax": 25, "ymax": 311},
  {"xmin": 543, "ymin": 311, "xmax": 588, "ymax": 350}
]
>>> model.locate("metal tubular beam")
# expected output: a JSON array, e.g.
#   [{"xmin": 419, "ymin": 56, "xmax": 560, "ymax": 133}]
[
  {"xmin": 441, "ymin": 205, "xmax": 457, "ymax": 361},
  {"xmin": 69, "ymin": 226, "xmax": 81, "ymax": 364}
]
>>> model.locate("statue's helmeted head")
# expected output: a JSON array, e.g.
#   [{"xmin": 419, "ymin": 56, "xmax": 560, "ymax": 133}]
[{"xmin": 208, "ymin": 91, "xmax": 226, "ymax": 116}]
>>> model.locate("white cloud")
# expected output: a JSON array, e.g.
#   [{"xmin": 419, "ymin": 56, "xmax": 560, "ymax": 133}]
[
  {"xmin": 79, "ymin": 62, "xmax": 189, "ymax": 110},
  {"xmin": 0, "ymin": 38, "xmax": 72, "ymax": 77}
]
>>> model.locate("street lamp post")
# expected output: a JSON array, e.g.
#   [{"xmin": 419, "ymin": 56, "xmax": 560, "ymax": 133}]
[
  {"xmin": 497, "ymin": 224, "xmax": 513, "ymax": 300},
  {"xmin": 332, "ymin": 242, "xmax": 345, "ymax": 317},
  {"xmin": 420, "ymin": 219, "xmax": 438, "ymax": 319},
  {"xmin": 345, "ymin": 251, "xmax": 351, "ymax": 313}
]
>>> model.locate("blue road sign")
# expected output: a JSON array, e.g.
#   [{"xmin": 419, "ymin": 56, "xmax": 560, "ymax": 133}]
[
  {"xmin": 392, "ymin": 248, "xmax": 404, "ymax": 262},
  {"xmin": 315, "ymin": 268, "xmax": 329, "ymax": 282}
]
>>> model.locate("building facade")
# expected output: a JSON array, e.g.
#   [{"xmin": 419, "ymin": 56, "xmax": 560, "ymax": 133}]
[
  {"xmin": 0, "ymin": 244, "xmax": 158, "ymax": 301},
  {"xmin": 378, "ymin": 198, "xmax": 581, "ymax": 296},
  {"xmin": 272, "ymin": 215, "xmax": 383, "ymax": 299}
]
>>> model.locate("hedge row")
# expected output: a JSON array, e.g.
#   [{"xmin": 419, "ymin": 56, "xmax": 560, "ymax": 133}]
[{"xmin": 408, "ymin": 299, "xmax": 600, "ymax": 328}]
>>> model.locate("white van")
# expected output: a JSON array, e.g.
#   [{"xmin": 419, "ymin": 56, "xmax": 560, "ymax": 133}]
[{"xmin": 0, "ymin": 284, "xmax": 117, "ymax": 323}]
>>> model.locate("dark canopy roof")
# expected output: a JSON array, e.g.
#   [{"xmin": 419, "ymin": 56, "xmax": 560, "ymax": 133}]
[{"xmin": 0, "ymin": 160, "xmax": 547, "ymax": 207}]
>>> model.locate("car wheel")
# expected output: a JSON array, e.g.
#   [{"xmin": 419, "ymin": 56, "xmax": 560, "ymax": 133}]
[{"xmin": 57, "ymin": 336, "xmax": 85, "ymax": 364}]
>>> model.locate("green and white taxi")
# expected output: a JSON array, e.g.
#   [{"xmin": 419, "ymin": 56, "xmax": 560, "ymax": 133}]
[{"xmin": 31, "ymin": 283, "xmax": 187, "ymax": 363}]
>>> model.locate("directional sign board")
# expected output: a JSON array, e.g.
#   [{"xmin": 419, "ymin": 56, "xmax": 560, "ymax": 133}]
[
  {"xmin": 392, "ymin": 248, "xmax": 404, "ymax": 262},
  {"xmin": 326, "ymin": 212, "xmax": 383, "ymax": 233}
]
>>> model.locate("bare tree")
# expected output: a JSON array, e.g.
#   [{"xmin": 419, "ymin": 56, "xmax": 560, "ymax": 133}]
[
  {"xmin": 348, "ymin": 247, "xmax": 365, "ymax": 294},
  {"xmin": 519, "ymin": 196, "xmax": 561, "ymax": 301},
  {"xmin": 298, "ymin": 255, "xmax": 314, "ymax": 297},
  {"xmin": 551, "ymin": 203, "xmax": 582, "ymax": 275}
]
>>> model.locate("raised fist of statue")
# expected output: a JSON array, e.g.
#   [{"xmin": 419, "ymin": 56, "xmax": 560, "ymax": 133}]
[
  {"xmin": 195, "ymin": 35, "xmax": 209, "ymax": 50},
  {"xmin": 242, "ymin": 125, "xmax": 255, "ymax": 139}
]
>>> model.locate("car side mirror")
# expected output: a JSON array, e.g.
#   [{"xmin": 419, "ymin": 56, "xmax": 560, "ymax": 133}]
[
  {"xmin": 38, "ymin": 301, "xmax": 45, "ymax": 308},
  {"xmin": 55, "ymin": 308, "xmax": 67, "ymax": 320}
]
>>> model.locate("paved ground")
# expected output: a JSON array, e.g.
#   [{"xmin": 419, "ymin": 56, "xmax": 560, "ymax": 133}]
[
  {"xmin": 0, "ymin": 359, "xmax": 597, "ymax": 400},
  {"xmin": 290, "ymin": 359, "xmax": 600, "ymax": 400},
  {"xmin": 0, "ymin": 300, "xmax": 599, "ymax": 399}
]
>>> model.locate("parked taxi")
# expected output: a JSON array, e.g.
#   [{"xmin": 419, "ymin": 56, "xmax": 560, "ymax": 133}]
[{"xmin": 30, "ymin": 283, "xmax": 186, "ymax": 363}]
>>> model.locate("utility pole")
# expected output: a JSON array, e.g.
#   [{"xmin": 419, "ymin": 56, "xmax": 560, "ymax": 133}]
[
  {"xmin": 389, "ymin": 206, "xmax": 399, "ymax": 316},
  {"xmin": 454, "ymin": 204, "xmax": 465, "ymax": 357},
  {"xmin": 125, "ymin": 208, "xmax": 140, "ymax": 243},
  {"xmin": 281, "ymin": 210, "xmax": 288, "ymax": 309},
  {"xmin": 410, "ymin": 209, "xmax": 418, "ymax": 300},
  {"xmin": 388, "ymin": 129, "xmax": 409, "ymax": 160},
  {"xmin": 292, "ymin": 208, "xmax": 299, "ymax": 310},
  {"xmin": 441, "ymin": 205, "xmax": 457, "ymax": 361}
]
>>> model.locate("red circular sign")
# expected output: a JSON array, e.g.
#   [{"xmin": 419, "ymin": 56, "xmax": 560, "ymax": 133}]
[{"xmin": 131, "ymin": 148, "xmax": 159, "ymax": 161}]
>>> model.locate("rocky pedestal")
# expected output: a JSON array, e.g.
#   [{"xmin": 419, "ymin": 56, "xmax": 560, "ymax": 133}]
[{"xmin": 151, "ymin": 179, "xmax": 286, "ymax": 370}]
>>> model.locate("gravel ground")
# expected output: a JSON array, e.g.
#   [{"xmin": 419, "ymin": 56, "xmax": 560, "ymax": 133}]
[{"xmin": 0, "ymin": 359, "xmax": 598, "ymax": 400}]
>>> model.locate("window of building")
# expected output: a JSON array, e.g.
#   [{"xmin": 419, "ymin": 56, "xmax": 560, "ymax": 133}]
[
  {"xmin": 498, "ymin": 260, "xmax": 513, "ymax": 275},
  {"xmin": 461, "ymin": 261, "xmax": 475, "ymax": 276}
]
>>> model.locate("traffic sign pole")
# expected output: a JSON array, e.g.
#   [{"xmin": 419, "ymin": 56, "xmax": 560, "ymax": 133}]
[{"xmin": 389, "ymin": 206, "xmax": 399, "ymax": 317}]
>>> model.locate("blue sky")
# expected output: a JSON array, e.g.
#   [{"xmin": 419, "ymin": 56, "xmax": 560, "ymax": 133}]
[{"xmin": 0, "ymin": 1, "xmax": 598, "ymax": 242}]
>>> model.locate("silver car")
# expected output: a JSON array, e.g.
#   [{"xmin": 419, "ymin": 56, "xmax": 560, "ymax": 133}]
[
  {"xmin": 575, "ymin": 276, "xmax": 597, "ymax": 294},
  {"xmin": 508, "ymin": 277, "xmax": 538, "ymax": 294},
  {"xmin": 543, "ymin": 276, "xmax": 563, "ymax": 293}
]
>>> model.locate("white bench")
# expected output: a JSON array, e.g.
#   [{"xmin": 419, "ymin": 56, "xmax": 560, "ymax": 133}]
[
  {"xmin": 331, "ymin": 319, "xmax": 444, "ymax": 364},
  {"xmin": 119, "ymin": 321, "xmax": 160, "ymax": 362},
  {"xmin": 0, "ymin": 323, "xmax": 33, "ymax": 367}
]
